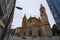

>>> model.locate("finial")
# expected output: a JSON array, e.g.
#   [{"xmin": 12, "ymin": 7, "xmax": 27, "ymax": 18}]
[
  {"xmin": 41, "ymin": 4, "xmax": 42, "ymax": 7},
  {"xmin": 24, "ymin": 14, "xmax": 26, "ymax": 16},
  {"xmin": 41, "ymin": 4, "xmax": 43, "ymax": 8}
]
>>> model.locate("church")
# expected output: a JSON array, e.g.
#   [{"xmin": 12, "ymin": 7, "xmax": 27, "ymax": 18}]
[{"xmin": 11, "ymin": 5, "xmax": 52, "ymax": 37}]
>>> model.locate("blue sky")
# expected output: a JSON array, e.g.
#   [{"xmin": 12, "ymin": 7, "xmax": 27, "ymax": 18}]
[{"xmin": 11, "ymin": 0, "xmax": 55, "ymax": 29}]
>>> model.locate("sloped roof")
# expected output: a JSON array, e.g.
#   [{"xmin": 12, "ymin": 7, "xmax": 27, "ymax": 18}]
[{"xmin": 27, "ymin": 17, "xmax": 41, "ymax": 23}]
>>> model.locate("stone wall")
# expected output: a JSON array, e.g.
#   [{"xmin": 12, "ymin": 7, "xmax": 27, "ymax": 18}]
[{"xmin": 7, "ymin": 36, "xmax": 60, "ymax": 40}]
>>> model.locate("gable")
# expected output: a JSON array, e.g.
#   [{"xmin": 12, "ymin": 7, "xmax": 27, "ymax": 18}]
[{"xmin": 27, "ymin": 17, "xmax": 41, "ymax": 25}]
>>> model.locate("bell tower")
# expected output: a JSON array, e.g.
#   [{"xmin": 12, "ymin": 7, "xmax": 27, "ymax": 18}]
[
  {"xmin": 40, "ymin": 5, "xmax": 49, "ymax": 24},
  {"xmin": 39, "ymin": 5, "xmax": 52, "ymax": 37}
]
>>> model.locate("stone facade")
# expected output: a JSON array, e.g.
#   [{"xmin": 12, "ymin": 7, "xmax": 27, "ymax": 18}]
[{"xmin": 11, "ymin": 5, "xmax": 52, "ymax": 37}]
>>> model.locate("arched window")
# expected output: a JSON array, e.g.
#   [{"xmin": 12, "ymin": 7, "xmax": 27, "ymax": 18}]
[
  {"xmin": 38, "ymin": 30, "xmax": 41, "ymax": 36},
  {"xmin": 30, "ymin": 31, "xmax": 32, "ymax": 36},
  {"xmin": 42, "ymin": 10, "xmax": 43, "ymax": 13},
  {"xmin": 24, "ymin": 32, "xmax": 25, "ymax": 36}
]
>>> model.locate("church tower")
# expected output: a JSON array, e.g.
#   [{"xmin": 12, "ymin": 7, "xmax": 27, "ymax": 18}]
[
  {"xmin": 39, "ymin": 5, "xmax": 52, "ymax": 37},
  {"xmin": 40, "ymin": 5, "xmax": 49, "ymax": 24},
  {"xmin": 22, "ymin": 14, "xmax": 27, "ymax": 28}
]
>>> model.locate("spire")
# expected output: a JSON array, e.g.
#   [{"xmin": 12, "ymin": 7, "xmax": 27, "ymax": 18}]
[
  {"xmin": 40, "ymin": 4, "xmax": 45, "ymax": 11},
  {"xmin": 23, "ymin": 14, "xmax": 27, "ymax": 22},
  {"xmin": 24, "ymin": 14, "xmax": 26, "ymax": 18},
  {"xmin": 22, "ymin": 14, "xmax": 27, "ymax": 27}
]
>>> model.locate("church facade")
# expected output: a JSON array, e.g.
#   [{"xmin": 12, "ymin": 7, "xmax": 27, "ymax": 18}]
[{"xmin": 11, "ymin": 5, "xmax": 52, "ymax": 37}]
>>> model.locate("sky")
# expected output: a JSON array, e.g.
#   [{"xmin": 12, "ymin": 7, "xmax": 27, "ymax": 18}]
[{"xmin": 11, "ymin": 0, "xmax": 55, "ymax": 29}]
